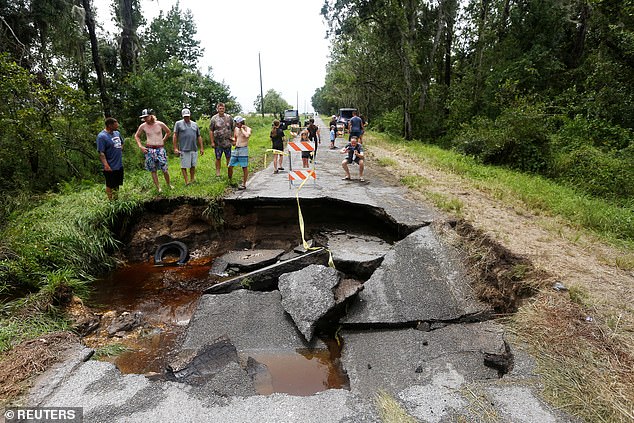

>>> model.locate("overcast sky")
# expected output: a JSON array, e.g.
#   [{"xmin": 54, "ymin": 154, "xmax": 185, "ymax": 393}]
[{"xmin": 94, "ymin": 0, "xmax": 331, "ymax": 113}]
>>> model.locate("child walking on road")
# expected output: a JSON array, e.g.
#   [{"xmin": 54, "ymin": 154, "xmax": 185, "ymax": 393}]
[
  {"xmin": 299, "ymin": 129, "xmax": 311, "ymax": 168},
  {"xmin": 329, "ymin": 125, "xmax": 337, "ymax": 149}
]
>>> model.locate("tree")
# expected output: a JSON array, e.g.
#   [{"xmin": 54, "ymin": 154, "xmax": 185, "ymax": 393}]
[
  {"xmin": 141, "ymin": 3, "xmax": 203, "ymax": 70},
  {"xmin": 114, "ymin": 0, "xmax": 144, "ymax": 75},
  {"xmin": 253, "ymin": 89, "xmax": 292, "ymax": 115}
]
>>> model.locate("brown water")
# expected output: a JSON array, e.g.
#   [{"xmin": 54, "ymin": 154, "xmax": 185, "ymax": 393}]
[
  {"xmin": 89, "ymin": 260, "xmax": 349, "ymax": 394},
  {"xmin": 250, "ymin": 342, "xmax": 349, "ymax": 396}
]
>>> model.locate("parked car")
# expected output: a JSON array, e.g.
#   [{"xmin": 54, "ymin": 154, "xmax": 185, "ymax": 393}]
[
  {"xmin": 280, "ymin": 109, "xmax": 300, "ymax": 129},
  {"xmin": 336, "ymin": 107, "xmax": 357, "ymax": 135}
]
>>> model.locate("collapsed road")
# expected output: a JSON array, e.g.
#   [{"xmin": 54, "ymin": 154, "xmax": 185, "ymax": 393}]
[{"xmin": 26, "ymin": 117, "xmax": 577, "ymax": 423}]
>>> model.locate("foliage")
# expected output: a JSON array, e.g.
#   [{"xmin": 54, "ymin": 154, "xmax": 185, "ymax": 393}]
[
  {"xmin": 452, "ymin": 101, "xmax": 551, "ymax": 173},
  {"xmin": 319, "ymin": 0, "xmax": 634, "ymax": 204},
  {"xmin": 141, "ymin": 3, "xmax": 202, "ymax": 70},
  {"xmin": 253, "ymin": 89, "xmax": 292, "ymax": 115},
  {"xmin": 0, "ymin": 53, "xmax": 103, "ymax": 195}
]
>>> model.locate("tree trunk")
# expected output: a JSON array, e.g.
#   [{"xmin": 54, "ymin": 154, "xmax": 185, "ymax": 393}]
[
  {"xmin": 498, "ymin": 0, "xmax": 511, "ymax": 40},
  {"xmin": 419, "ymin": 0, "xmax": 450, "ymax": 112},
  {"xmin": 571, "ymin": 1, "xmax": 589, "ymax": 68},
  {"xmin": 119, "ymin": 0, "xmax": 136, "ymax": 74},
  {"xmin": 81, "ymin": 0, "xmax": 111, "ymax": 117}
]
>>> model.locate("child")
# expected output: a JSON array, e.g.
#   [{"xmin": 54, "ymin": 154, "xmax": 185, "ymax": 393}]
[
  {"xmin": 329, "ymin": 125, "xmax": 336, "ymax": 149},
  {"xmin": 270, "ymin": 120, "xmax": 286, "ymax": 173},
  {"xmin": 228, "ymin": 116, "xmax": 251, "ymax": 189},
  {"xmin": 300, "ymin": 128, "xmax": 311, "ymax": 168}
]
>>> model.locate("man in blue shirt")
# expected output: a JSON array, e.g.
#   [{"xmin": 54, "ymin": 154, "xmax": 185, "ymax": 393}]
[
  {"xmin": 348, "ymin": 110, "xmax": 363, "ymax": 141},
  {"xmin": 96, "ymin": 117, "xmax": 124, "ymax": 200}
]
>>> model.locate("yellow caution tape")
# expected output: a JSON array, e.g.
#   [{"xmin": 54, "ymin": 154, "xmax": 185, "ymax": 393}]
[
  {"xmin": 264, "ymin": 148, "xmax": 289, "ymax": 169},
  {"xmin": 295, "ymin": 175, "xmax": 335, "ymax": 269}
]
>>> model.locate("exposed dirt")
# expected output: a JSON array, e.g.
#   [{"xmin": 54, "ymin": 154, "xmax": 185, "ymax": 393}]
[
  {"xmin": 367, "ymin": 139, "xmax": 634, "ymax": 333},
  {"xmin": 0, "ymin": 332, "xmax": 80, "ymax": 406}
]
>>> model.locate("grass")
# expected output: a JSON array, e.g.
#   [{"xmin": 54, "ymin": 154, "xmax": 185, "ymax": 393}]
[
  {"xmin": 373, "ymin": 137, "xmax": 634, "ymax": 248},
  {"xmin": 512, "ymin": 294, "xmax": 634, "ymax": 423}
]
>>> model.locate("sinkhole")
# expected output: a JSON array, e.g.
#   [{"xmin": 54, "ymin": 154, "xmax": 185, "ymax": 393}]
[{"xmin": 85, "ymin": 197, "xmax": 416, "ymax": 396}]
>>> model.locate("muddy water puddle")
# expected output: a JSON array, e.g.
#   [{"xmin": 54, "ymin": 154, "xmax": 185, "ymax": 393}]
[{"xmin": 88, "ymin": 259, "xmax": 348, "ymax": 395}]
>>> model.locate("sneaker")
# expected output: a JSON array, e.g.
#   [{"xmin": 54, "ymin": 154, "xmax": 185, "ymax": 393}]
[
  {"xmin": 342, "ymin": 176, "xmax": 351, "ymax": 180},
  {"xmin": 274, "ymin": 170, "xmax": 279, "ymax": 174},
  {"xmin": 360, "ymin": 178, "xmax": 365, "ymax": 182},
  {"xmin": 278, "ymin": 167, "xmax": 284, "ymax": 170},
  {"xmin": 238, "ymin": 184, "xmax": 246, "ymax": 190}
]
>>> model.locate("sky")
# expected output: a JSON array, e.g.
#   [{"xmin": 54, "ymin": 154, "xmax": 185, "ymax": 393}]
[{"xmin": 94, "ymin": 0, "xmax": 331, "ymax": 113}]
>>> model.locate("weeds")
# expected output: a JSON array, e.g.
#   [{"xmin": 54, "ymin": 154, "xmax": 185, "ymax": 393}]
[{"xmin": 512, "ymin": 294, "xmax": 634, "ymax": 423}]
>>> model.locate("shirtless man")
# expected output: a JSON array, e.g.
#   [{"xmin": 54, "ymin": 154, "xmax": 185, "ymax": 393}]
[
  {"xmin": 135, "ymin": 108, "xmax": 173, "ymax": 193},
  {"xmin": 228, "ymin": 116, "xmax": 251, "ymax": 190}
]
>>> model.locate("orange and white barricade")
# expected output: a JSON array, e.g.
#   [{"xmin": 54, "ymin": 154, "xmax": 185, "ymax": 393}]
[{"xmin": 287, "ymin": 140, "xmax": 316, "ymax": 188}]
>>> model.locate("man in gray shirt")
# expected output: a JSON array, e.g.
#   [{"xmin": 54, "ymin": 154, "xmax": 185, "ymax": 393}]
[{"xmin": 173, "ymin": 108, "xmax": 204, "ymax": 185}]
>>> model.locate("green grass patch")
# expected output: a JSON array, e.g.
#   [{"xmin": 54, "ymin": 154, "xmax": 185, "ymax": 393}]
[
  {"xmin": 399, "ymin": 175, "xmax": 430, "ymax": 189},
  {"xmin": 373, "ymin": 135, "xmax": 634, "ymax": 247},
  {"xmin": 425, "ymin": 192, "xmax": 463, "ymax": 213},
  {"xmin": 0, "ymin": 313, "xmax": 69, "ymax": 353},
  {"xmin": 376, "ymin": 157, "xmax": 398, "ymax": 167}
]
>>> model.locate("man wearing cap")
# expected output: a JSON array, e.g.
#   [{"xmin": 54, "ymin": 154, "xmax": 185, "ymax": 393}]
[
  {"xmin": 329, "ymin": 115, "xmax": 337, "ymax": 131},
  {"xmin": 173, "ymin": 108, "xmax": 203, "ymax": 186},
  {"xmin": 228, "ymin": 116, "xmax": 251, "ymax": 190},
  {"xmin": 209, "ymin": 103, "xmax": 233, "ymax": 177},
  {"xmin": 135, "ymin": 108, "xmax": 173, "ymax": 193}
]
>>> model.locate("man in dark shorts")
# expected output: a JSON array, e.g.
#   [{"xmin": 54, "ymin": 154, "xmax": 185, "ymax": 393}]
[
  {"xmin": 209, "ymin": 103, "xmax": 234, "ymax": 177},
  {"xmin": 341, "ymin": 136, "xmax": 365, "ymax": 182},
  {"xmin": 96, "ymin": 117, "xmax": 124, "ymax": 200}
]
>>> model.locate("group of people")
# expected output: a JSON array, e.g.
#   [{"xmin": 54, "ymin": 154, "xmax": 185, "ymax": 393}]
[
  {"xmin": 270, "ymin": 114, "xmax": 365, "ymax": 181},
  {"xmin": 96, "ymin": 106, "xmax": 365, "ymax": 200},
  {"xmin": 96, "ymin": 103, "xmax": 252, "ymax": 200}
]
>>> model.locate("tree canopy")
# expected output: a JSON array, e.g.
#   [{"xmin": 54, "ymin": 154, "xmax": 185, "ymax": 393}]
[
  {"xmin": 0, "ymin": 0, "xmax": 238, "ymax": 198},
  {"xmin": 317, "ymin": 0, "xmax": 634, "ymax": 203}
]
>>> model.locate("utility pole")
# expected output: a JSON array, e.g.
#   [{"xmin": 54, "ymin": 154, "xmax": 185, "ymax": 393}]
[{"xmin": 259, "ymin": 52, "xmax": 264, "ymax": 117}]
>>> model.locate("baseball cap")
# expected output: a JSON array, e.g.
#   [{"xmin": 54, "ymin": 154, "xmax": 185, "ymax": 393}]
[
  {"xmin": 139, "ymin": 108, "xmax": 154, "ymax": 118},
  {"xmin": 181, "ymin": 108, "xmax": 191, "ymax": 117},
  {"xmin": 234, "ymin": 116, "xmax": 245, "ymax": 123}
]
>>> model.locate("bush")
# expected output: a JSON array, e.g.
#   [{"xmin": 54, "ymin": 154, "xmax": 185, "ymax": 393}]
[
  {"xmin": 373, "ymin": 108, "xmax": 403, "ymax": 136},
  {"xmin": 452, "ymin": 103, "xmax": 551, "ymax": 173},
  {"xmin": 551, "ymin": 145, "xmax": 634, "ymax": 201}
]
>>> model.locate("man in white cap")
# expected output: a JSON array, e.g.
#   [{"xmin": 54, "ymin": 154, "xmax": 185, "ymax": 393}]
[
  {"xmin": 135, "ymin": 108, "xmax": 173, "ymax": 193},
  {"xmin": 228, "ymin": 116, "xmax": 251, "ymax": 190},
  {"xmin": 173, "ymin": 108, "xmax": 203, "ymax": 185}
]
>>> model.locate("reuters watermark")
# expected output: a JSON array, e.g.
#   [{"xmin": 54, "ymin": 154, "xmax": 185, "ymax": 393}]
[{"xmin": 4, "ymin": 407, "xmax": 83, "ymax": 422}]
